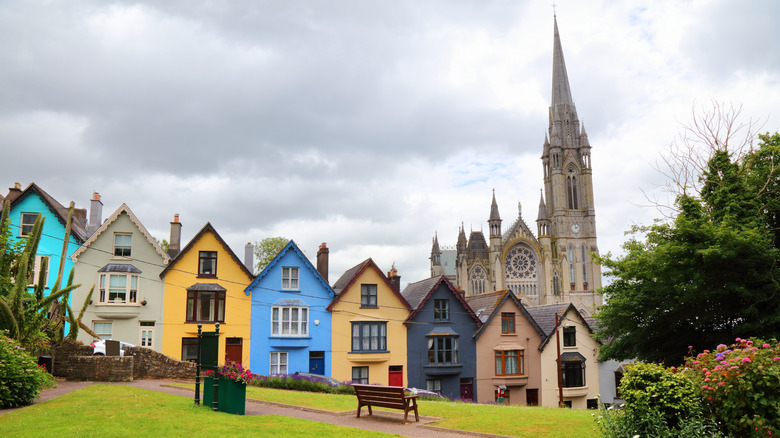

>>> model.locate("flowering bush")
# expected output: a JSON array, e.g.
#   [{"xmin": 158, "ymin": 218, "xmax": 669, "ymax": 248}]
[
  {"xmin": 0, "ymin": 332, "xmax": 50, "ymax": 408},
  {"xmin": 204, "ymin": 361, "xmax": 253, "ymax": 385},
  {"xmin": 682, "ymin": 338, "xmax": 780, "ymax": 437}
]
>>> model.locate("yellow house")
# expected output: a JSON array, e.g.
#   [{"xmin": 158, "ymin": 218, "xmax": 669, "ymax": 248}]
[
  {"xmin": 527, "ymin": 303, "xmax": 601, "ymax": 408},
  {"xmin": 328, "ymin": 259, "xmax": 411, "ymax": 386},
  {"xmin": 160, "ymin": 221, "xmax": 254, "ymax": 367}
]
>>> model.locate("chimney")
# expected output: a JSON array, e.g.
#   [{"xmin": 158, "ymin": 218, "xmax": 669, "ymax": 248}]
[
  {"xmin": 245, "ymin": 242, "xmax": 254, "ymax": 274},
  {"xmin": 167, "ymin": 214, "xmax": 182, "ymax": 258},
  {"xmin": 4, "ymin": 182, "xmax": 23, "ymax": 204},
  {"xmin": 387, "ymin": 264, "xmax": 400, "ymax": 293},
  {"xmin": 87, "ymin": 192, "xmax": 103, "ymax": 236},
  {"xmin": 316, "ymin": 242, "xmax": 329, "ymax": 282}
]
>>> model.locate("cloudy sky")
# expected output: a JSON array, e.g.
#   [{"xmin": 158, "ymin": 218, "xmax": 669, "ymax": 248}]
[{"xmin": 2, "ymin": 0, "xmax": 779, "ymax": 287}]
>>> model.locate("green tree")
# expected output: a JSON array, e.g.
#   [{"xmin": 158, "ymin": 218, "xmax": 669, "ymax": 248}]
[
  {"xmin": 254, "ymin": 237, "xmax": 289, "ymax": 274},
  {"xmin": 595, "ymin": 132, "xmax": 780, "ymax": 365}
]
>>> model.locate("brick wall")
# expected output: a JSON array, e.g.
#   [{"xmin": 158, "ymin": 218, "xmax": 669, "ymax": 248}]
[{"xmin": 50, "ymin": 340, "xmax": 196, "ymax": 381}]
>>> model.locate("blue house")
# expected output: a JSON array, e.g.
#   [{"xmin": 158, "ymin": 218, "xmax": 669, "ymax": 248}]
[
  {"xmin": 244, "ymin": 241, "xmax": 334, "ymax": 376},
  {"xmin": 401, "ymin": 275, "xmax": 482, "ymax": 401},
  {"xmin": 2, "ymin": 182, "xmax": 88, "ymax": 297}
]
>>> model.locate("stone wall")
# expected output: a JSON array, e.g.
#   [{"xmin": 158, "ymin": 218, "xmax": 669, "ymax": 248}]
[{"xmin": 50, "ymin": 340, "xmax": 196, "ymax": 381}]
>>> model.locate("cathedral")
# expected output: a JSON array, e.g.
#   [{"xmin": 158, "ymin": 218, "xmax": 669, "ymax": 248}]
[{"xmin": 430, "ymin": 16, "xmax": 602, "ymax": 315}]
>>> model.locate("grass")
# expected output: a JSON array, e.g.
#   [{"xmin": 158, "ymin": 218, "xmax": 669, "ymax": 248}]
[
  {"xmin": 195, "ymin": 384, "xmax": 599, "ymax": 437},
  {"xmin": 0, "ymin": 385, "xmax": 393, "ymax": 438}
]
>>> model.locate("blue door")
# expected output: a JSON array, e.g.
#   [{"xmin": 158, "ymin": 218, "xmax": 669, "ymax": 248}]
[{"xmin": 309, "ymin": 351, "xmax": 325, "ymax": 375}]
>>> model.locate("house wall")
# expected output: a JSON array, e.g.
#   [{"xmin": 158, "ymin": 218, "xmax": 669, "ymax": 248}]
[
  {"xmin": 247, "ymin": 245, "xmax": 332, "ymax": 376},
  {"xmin": 72, "ymin": 212, "xmax": 167, "ymax": 351},
  {"xmin": 9, "ymin": 193, "xmax": 82, "ymax": 295},
  {"xmin": 538, "ymin": 309, "xmax": 600, "ymax": 408},
  {"xmin": 406, "ymin": 283, "xmax": 478, "ymax": 400},
  {"xmin": 474, "ymin": 301, "xmax": 543, "ymax": 405},
  {"xmin": 161, "ymin": 231, "xmax": 254, "ymax": 367},
  {"xmin": 330, "ymin": 268, "xmax": 409, "ymax": 386}
]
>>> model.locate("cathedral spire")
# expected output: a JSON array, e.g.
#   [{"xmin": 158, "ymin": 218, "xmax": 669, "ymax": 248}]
[
  {"xmin": 551, "ymin": 15, "xmax": 574, "ymax": 109},
  {"xmin": 488, "ymin": 189, "xmax": 502, "ymax": 238}
]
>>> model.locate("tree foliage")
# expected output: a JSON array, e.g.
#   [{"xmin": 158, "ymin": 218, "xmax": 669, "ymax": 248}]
[
  {"xmin": 253, "ymin": 237, "xmax": 289, "ymax": 274},
  {"xmin": 595, "ymin": 130, "xmax": 780, "ymax": 365}
]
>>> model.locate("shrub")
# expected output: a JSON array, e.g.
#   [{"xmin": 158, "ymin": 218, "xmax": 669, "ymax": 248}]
[
  {"xmin": 250, "ymin": 374, "xmax": 354, "ymax": 395},
  {"xmin": 682, "ymin": 338, "xmax": 780, "ymax": 437},
  {"xmin": 0, "ymin": 332, "xmax": 49, "ymax": 408}
]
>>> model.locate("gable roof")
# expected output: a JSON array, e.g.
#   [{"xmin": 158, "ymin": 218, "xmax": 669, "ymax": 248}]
[
  {"xmin": 7, "ymin": 182, "xmax": 87, "ymax": 242},
  {"xmin": 71, "ymin": 203, "xmax": 170, "ymax": 262},
  {"xmin": 401, "ymin": 275, "xmax": 481, "ymax": 326},
  {"xmin": 159, "ymin": 222, "xmax": 254, "ymax": 281},
  {"xmin": 326, "ymin": 258, "xmax": 411, "ymax": 311},
  {"xmin": 465, "ymin": 290, "xmax": 545, "ymax": 340},
  {"xmin": 244, "ymin": 239, "xmax": 334, "ymax": 297},
  {"xmin": 526, "ymin": 303, "xmax": 596, "ymax": 350}
]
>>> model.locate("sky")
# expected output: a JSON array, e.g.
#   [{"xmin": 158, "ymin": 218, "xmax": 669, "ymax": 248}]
[{"xmin": 1, "ymin": 0, "xmax": 779, "ymax": 288}]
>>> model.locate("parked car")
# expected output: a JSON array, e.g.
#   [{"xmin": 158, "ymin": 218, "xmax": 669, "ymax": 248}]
[{"xmin": 91, "ymin": 340, "xmax": 135, "ymax": 356}]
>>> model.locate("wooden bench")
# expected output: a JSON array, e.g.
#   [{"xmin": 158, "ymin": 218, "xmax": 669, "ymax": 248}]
[{"xmin": 353, "ymin": 384, "xmax": 419, "ymax": 423}]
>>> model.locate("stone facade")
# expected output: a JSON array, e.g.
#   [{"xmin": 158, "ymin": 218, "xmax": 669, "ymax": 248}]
[{"xmin": 50, "ymin": 340, "xmax": 196, "ymax": 381}]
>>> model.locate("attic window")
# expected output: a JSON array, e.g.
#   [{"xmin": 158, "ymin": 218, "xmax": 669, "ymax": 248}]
[{"xmin": 20, "ymin": 213, "xmax": 39, "ymax": 236}]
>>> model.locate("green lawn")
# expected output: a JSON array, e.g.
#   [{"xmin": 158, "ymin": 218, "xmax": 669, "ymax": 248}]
[
  {"xmin": 238, "ymin": 385, "xmax": 598, "ymax": 437},
  {"xmin": 0, "ymin": 385, "xmax": 393, "ymax": 438}
]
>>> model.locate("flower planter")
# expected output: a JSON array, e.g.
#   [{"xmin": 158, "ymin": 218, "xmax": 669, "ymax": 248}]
[{"xmin": 202, "ymin": 376, "xmax": 247, "ymax": 415}]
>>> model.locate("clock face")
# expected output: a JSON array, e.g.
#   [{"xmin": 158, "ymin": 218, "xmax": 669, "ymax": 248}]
[{"xmin": 571, "ymin": 223, "xmax": 581, "ymax": 233}]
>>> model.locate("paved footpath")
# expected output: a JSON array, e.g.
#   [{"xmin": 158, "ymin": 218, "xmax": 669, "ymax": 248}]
[{"xmin": 1, "ymin": 380, "xmax": 512, "ymax": 438}]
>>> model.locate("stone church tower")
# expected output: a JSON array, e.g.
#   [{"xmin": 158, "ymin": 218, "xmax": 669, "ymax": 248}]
[{"xmin": 430, "ymin": 15, "xmax": 602, "ymax": 315}]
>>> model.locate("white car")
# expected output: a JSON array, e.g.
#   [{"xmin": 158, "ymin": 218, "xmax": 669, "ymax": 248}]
[{"xmin": 91, "ymin": 340, "xmax": 135, "ymax": 356}]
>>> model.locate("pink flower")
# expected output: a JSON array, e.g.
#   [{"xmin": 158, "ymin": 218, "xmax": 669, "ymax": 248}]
[
  {"xmin": 773, "ymin": 357, "xmax": 780, "ymax": 361},
  {"xmin": 763, "ymin": 343, "xmax": 771, "ymax": 349},
  {"xmin": 742, "ymin": 357, "xmax": 752, "ymax": 363},
  {"xmin": 718, "ymin": 382, "xmax": 726, "ymax": 386}
]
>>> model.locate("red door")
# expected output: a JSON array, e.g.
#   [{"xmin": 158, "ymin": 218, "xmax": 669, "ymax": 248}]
[
  {"xmin": 460, "ymin": 378, "xmax": 474, "ymax": 400},
  {"xmin": 225, "ymin": 337, "xmax": 242, "ymax": 364},
  {"xmin": 388, "ymin": 365, "xmax": 403, "ymax": 386}
]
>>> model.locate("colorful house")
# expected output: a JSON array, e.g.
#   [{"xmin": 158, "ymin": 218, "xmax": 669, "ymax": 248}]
[
  {"xmin": 71, "ymin": 201, "xmax": 169, "ymax": 351},
  {"xmin": 244, "ymin": 241, "xmax": 334, "ymax": 376},
  {"xmin": 402, "ymin": 275, "xmax": 482, "ymax": 400},
  {"xmin": 465, "ymin": 290, "xmax": 545, "ymax": 405},
  {"xmin": 160, "ymin": 220, "xmax": 255, "ymax": 367},
  {"xmin": 2, "ymin": 182, "xmax": 87, "ymax": 296},
  {"xmin": 527, "ymin": 303, "xmax": 600, "ymax": 409},
  {"xmin": 328, "ymin": 259, "xmax": 411, "ymax": 386}
]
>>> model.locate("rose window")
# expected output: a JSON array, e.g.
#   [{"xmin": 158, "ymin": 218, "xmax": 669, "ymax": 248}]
[{"xmin": 505, "ymin": 246, "xmax": 536, "ymax": 279}]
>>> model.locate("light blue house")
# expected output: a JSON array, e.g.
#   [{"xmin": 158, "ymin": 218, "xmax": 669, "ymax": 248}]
[
  {"xmin": 2, "ymin": 182, "xmax": 88, "ymax": 297},
  {"xmin": 244, "ymin": 241, "xmax": 334, "ymax": 376}
]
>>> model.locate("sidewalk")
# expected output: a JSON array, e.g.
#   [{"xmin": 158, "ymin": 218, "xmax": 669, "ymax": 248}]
[{"xmin": 2, "ymin": 380, "xmax": 512, "ymax": 438}]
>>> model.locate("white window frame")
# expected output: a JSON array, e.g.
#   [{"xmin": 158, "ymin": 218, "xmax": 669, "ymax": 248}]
[
  {"xmin": 270, "ymin": 351, "xmax": 288, "ymax": 375},
  {"xmin": 352, "ymin": 366, "xmax": 369, "ymax": 384},
  {"xmin": 281, "ymin": 266, "xmax": 299, "ymax": 290},
  {"xmin": 426, "ymin": 379, "xmax": 441, "ymax": 393},
  {"xmin": 113, "ymin": 233, "xmax": 132, "ymax": 258},
  {"xmin": 98, "ymin": 273, "xmax": 139, "ymax": 304},
  {"xmin": 20, "ymin": 212, "xmax": 39, "ymax": 236},
  {"xmin": 93, "ymin": 321, "xmax": 112, "ymax": 341},
  {"xmin": 271, "ymin": 306, "xmax": 308, "ymax": 336},
  {"xmin": 139, "ymin": 321, "xmax": 155, "ymax": 348},
  {"xmin": 27, "ymin": 255, "xmax": 50, "ymax": 288}
]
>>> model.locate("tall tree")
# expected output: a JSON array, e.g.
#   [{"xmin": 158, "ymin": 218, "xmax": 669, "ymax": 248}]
[
  {"xmin": 595, "ymin": 129, "xmax": 780, "ymax": 365},
  {"xmin": 253, "ymin": 237, "xmax": 288, "ymax": 274}
]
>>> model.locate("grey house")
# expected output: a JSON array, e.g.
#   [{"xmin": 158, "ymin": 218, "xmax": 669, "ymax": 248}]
[{"xmin": 402, "ymin": 276, "xmax": 482, "ymax": 401}]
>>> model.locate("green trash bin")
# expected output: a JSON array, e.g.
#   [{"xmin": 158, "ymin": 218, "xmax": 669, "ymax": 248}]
[{"xmin": 202, "ymin": 376, "xmax": 246, "ymax": 415}]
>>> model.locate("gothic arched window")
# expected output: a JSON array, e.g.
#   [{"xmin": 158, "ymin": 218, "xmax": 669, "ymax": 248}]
[
  {"xmin": 581, "ymin": 245, "xmax": 588, "ymax": 287},
  {"xmin": 470, "ymin": 266, "xmax": 486, "ymax": 295},
  {"xmin": 505, "ymin": 244, "xmax": 538, "ymax": 298},
  {"xmin": 568, "ymin": 245, "xmax": 575, "ymax": 288},
  {"xmin": 566, "ymin": 167, "xmax": 579, "ymax": 209}
]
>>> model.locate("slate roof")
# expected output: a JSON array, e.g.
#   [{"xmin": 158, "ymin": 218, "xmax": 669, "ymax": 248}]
[
  {"xmin": 159, "ymin": 222, "xmax": 254, "ymax": 281},
  {"xmin": 326, "ymin": 258, "xmax": 411, "ymax": 311},
  {"xmin": 244, "ymin": 239, "xmax": 334, "ymax": 297},
  {"xmin": 6, "ymin": 182, "xmax": 88, "ymax": 242},
  {"xmin": 466, "ymin": 231, "xmax": 488, "ymax": 260},
  {"xmin": 71, "ymin": 203, "xmax": 170, "ymax": 262},
  {"xmin": 526, "ymin": 303, "xmax": 597, "ymax": 350},
  {"xmin": 465, "ymin": 290, "xmax": 546, "ymax": 340},
  {"xmin": 401, "ymin": 275, "xmax": 482, "ymax": 326},
  {"xmin": 98, "ymin": 264, "xmax": 142, "ymax": 274}
]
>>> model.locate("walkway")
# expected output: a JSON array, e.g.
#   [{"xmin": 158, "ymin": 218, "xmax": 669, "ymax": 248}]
[{"xmin": 1, "ymin": 380, "xmax": 511, "ymax": 438}]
